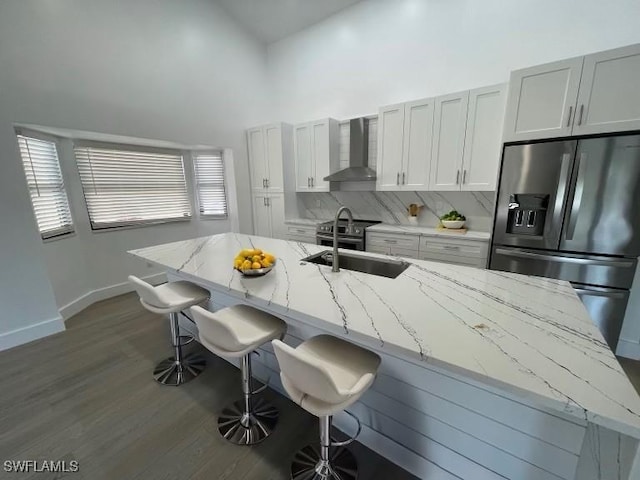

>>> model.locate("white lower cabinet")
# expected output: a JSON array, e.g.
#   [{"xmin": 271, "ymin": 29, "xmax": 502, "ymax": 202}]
[
  {"xmin": 252, "ymin": 193, "xmax": 285, "ymax": 239},
  {"xmin": 366, "ymin": 231, "xmax": 488, "ymax": 267},
  {"xmin": 367, "ymin": 232, "xmax": 420, "ymax": 258},
  {"xmin": 419, "ymin": 236, "xmax": 488, "ymax": 268},
  {"xmin": 285, "ymin": 224, "xmax": 316, "ymax": 244}
]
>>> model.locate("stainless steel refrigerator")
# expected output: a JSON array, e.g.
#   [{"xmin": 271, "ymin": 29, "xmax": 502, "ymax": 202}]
[{"xmin": 489, "ymin": 134, "xmax": 640, "ymax": 350}]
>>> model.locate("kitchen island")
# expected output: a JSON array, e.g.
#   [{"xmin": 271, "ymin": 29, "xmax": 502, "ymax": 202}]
[{"xmin": 130, "ymin": 233, "xmax": 640, "ymax": 480}]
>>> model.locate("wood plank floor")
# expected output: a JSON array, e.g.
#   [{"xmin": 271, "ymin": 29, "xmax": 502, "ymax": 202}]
[{"xmin": 0, "ymin": 293, "xmax": 417, "ymax": 480}]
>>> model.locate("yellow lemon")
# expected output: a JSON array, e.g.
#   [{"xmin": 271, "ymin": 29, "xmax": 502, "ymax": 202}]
[
  {"xmin": 260, "ymin": 259, "xmax": 272, "ymax": 268},
  {"xmin": 240, "ymin": 249, "xmax": 252, "ymax": 257},
  {"xmin": 251, "ymin": 262, "xmax": 262, "ymax": 269},
  {"xmin": 251, "ymin": 255, "xmax": 262, "ymax": 263},
  {"xmin": 253, "ymin": 249, "xmax": 263, "ymax": 255},
  {"xmin": 264, "ymin": 253, "xmax": 275, "ymax": 263},
  {"xmin": 234, "ymin": 255, "xmax": 245, "ymax": 263},
  {"xmin": 241, "ymin": 260, "xmax": 252, "ymax": 271},
  {"xmin": 234, "ymin": 259, "xmax": 244, "ymax": 269}
]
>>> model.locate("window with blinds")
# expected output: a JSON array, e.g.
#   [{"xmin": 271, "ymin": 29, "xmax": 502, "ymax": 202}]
[
  {"xmin": 193, "ymin": 151, "xmax": 228, "ymax": 218},
  {"xmin": 74, "ymin": 143, "xmax": 192, "ymax": 230},
  {"xmin": 16, "ymin": 134, "xmax": 74, "ymax": 239}
]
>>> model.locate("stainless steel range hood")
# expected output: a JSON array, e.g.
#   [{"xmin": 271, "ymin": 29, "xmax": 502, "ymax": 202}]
[{"xmin": 323, "ymin": 118, "xmax": 376, "ymax": 182}]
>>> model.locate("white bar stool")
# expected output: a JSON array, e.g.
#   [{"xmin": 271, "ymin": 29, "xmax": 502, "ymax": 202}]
[
  {"xmin": 190, "ymin": 304, "xmax": 287, "ymax": 445},
  {"xmin": 272, "ymin": 335, "xmax": 381, "ymax": 480},
  {"xmin": 128, "ymin": 276, "xmax": 209, "ymax": 386}
]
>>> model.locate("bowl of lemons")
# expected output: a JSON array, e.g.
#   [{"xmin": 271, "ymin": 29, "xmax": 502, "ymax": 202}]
[{"xmin": 233, "ymin": 249, "xmax": 277, "ymax": 277}]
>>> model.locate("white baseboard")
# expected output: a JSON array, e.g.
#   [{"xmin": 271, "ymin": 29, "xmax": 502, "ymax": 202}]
[
  {"xmin": 59, "ymin": 272, "xmax": 166, "ymax": 319},
  {"xmin": 0, "ymin": 316, "xmax": 65, "ymax": 352},
  {"xmin": 617, "ymin": 338, "xmax": 640, "ymax": 360}
]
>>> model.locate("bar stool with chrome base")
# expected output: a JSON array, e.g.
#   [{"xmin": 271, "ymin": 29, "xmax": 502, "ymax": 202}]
[
  {"xmin": 272, "ymin": 335, "xmax": 381, "ymax": 480},
  {"xmin": 128, "ymin": 275, "xmax": 209, "ymax": 386},
  {"xmin": 190, "ymin": 304, "xmax": 287, "ymax": 445}
]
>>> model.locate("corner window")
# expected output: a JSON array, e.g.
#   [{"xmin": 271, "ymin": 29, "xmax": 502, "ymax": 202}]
[
  {"xmin": 193, "ymin": 150, "xmax": 228, "ymax": 218},
  {"xmin": 16, "ymin": 134, "xmax": 74, "ymax": 239}
]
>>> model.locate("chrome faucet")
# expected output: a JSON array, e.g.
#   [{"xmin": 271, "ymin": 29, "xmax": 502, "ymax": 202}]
[{"xmin": 332, "ymin": 206, "xmax": 354, "ymax": 272}]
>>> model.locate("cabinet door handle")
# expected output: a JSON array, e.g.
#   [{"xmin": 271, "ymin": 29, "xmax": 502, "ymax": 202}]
[
  {"xmin": 578, "ymin": 104, "xmax": 584, "ymax": 126},
  {"xmin": 567, "ymin": 106, "xmax": 573, "ymax": 127},
  {"xmin": 263, "ymin": 197, "xmax": 266, "ymax": 206},
  {"xmin": 266, "ymin": 178, "xmax": 269, "ymax": 188},
  {"xmin": 307, "ymin": 177, "xmax": 310, "ymax": 188},
  {"xmin": 463, "ymin": 169, "xmax": 467, "ymax": 184},
  {"xmin": 402, "ymin": 172, "xmax": 406, "ymax": 185},
  {"xmin": 456, "ymin": 170, "xmax": 460, "ymax": 184},
  {"xmin": 311, "ymin": 177, "xmax": 314, "ymax": 187},
  {"xmin": 396, "ymin": 172, "xmax": 400, "ymax": 185},
  {"xmin": 266, "ymin": 197, "xmax": 270, "ymax": 207}
]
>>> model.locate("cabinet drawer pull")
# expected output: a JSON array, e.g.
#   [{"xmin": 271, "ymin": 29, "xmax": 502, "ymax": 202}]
[
  {"xmin": 311, "ymin": 177, "xmax": 314, "ymax": 187},
  {"xmin": 396, "ymin": 172, "xmax": 400, "ymax": 185},
  {"xmin": 307, "ymin": 177, "xmax": 311, "ymax": 188},
  {"xmin": 295, "ymin": 229, "xmax": 305, "ymax": 234},
  {"xmin": 456, "ymin": 170, "xmax": 460, "ymax": 184},
  {"xmin": 266, "ymin": 178, "xmax": 269, "ymax": 188},
  {"xmin": 567, "ymin": 106, "xmax": 573, "ymax": 127},
  {"xmin": 442, "ymin": 245, "xmax": 460, "ymax": 251},
  {"xmin": 462, "ymin": 169, "xmax": 467, "ymax": 184},
  {"xmin": 384, "ymin": 239, "xmax": 398, "ymax": 244},
  {"xmin": 402, "ymin": 172, "xmax": 405, "ymax": 185}
]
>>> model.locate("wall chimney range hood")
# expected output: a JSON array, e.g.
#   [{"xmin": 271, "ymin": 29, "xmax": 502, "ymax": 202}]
[{"xmin": 323, "ymin": 117, "xmax": 376, "ymax": 182}]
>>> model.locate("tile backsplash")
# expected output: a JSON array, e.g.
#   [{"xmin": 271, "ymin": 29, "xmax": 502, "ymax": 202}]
[{"xmin": 296, "ymin": 191, "xmax": 496, "ymax": 231}]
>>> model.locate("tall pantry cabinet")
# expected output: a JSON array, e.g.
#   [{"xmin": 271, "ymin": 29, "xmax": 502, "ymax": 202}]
[{"xmin": 246, "ymin": 123, "xmax": 292, "ymax": 239}]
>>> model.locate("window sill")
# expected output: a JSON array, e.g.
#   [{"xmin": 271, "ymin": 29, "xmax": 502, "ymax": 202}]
[
  {"xmin": 42, "ymin": 231, "xmax": 76, "ymax": 243},
  {"xmin": 90, "ymin": 217, "xmax": 192, "ymax": 234}
]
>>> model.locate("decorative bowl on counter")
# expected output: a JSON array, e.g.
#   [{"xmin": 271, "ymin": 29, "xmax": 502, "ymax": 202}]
[
  {"xmin": 233, "ymin": 249, "xmax": 277, "ymax": 277},
  {"xmin": 441, "ymin": 220, "xmax": 466, "ymax": 229},
  {"xmin": 236, "ymin": 259, "xmax": 276, "ymax": 277}
]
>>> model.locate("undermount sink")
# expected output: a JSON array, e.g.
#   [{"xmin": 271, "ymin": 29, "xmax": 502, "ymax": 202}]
[{"xmin": 301, "ymin": 250, "xmax": 411, "ymax": 279}]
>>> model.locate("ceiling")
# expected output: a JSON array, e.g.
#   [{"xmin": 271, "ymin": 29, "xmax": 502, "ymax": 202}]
[{"xmin": 214, "ymin": 0, "xmax": 363, "ymax": 44}]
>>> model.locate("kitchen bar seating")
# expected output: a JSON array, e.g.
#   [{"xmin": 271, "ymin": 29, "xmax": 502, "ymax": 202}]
[
  {"xmin": 128, "ymin": 276, "xmax": 209, "ymax": 386},
  {"xmin": 191, "ymin": 304, "xmax": 287, "ymax": 445},
  {"xmin": 272, "ymin": 335, "xmax": 381, "ymax": 480}
]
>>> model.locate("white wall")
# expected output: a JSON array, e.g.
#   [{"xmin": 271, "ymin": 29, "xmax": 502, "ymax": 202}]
[
  {"xmin": 267, "ymin": 0, "xmax": 640, "ymax": 123},
  {"xmin": 0, "ymin": 0, "xmax": 272, "ymax": 347}
]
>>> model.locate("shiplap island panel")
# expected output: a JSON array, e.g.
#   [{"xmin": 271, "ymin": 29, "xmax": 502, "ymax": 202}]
[{"xmin": 130, "ymin": 233, "xmax": 640, "ymax": 480}]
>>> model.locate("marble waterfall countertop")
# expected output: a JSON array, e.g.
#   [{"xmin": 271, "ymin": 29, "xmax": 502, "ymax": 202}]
[
  {"xmin": 130, "ymin": 233, "xmax": 640, "ymax": 438},
  {"xmin": 367, "ymin": 223, "xmax": 491, "ymax": 240}
]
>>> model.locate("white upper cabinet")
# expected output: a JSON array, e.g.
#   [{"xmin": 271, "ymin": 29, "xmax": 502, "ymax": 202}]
[
  {"xmin": 294, "ymin": 123, "xmax": 313, "ymax": 191},
  {"xmin": 376, "ymin": 103, "xmax": 406, "ymax": 190},
  {"xmin": 503, "ymin": 58, "xmax": 583, "ymax": 142},
  {"xmin": 573, "ymin": 44, "xmax": 640, "ymax": 135},
  {"xmin": 247, "ymin": 123, "xmax": 289, "ymax": 192},
  {"xmin": 503, "ymin": 43, "xmax": 640, "ymax": 141},
  {"xmin": 461, "ymin": 84, "xmax": 507, "ymax": 191},
  {"xmin": 429, "ymin": 91, "xmax": 469, "ymax": 191},
  {"xmin": 294, "ymin": 118, "xmax": 339, "ymax": 192},
  {"xmin": 377, "ymin": 98, "xmax": 434, "ymax": 191},
  {"xmin": 247, "ymin": 127, "xmax": 267, "ymax": 191},
  {"xmin": 402, "ymin": 98, "xmax": 435, "ymax": 190}
]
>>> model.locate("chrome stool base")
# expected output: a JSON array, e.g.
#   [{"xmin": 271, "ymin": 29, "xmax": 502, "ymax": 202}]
[
  {"xmin": 153, "ymin": 353, "xmax": 206, "ymax": 386},
  {"xmin": 291, "ymin": 444, "xmax": 357, "ymax": 480},
  {"xmin": 218, "ymin": 398, "xmax": 279, "ymax": 445}
]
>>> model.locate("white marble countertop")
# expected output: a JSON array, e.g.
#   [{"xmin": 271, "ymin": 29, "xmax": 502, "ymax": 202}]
[
  {"xmin": 284, "ymin": 218, "xmax": 324, "ymax": 226},
  {"xmin": 367, "ymin": 223, "xmax": 491, "ymax": 241},
  {"xmin": 130, "ymin": 233, "xmax": 640, "ymax": 438}
]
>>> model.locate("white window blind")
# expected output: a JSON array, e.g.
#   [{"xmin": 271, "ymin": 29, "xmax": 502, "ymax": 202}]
[
  {"xmin": 193, "ymin": 151, "xmax": 228, "ymax": 218},
  {"xmin": 17, "ymin": 134, "xmax": 74, "ymax": 239},
  {"xmin": 74, "ymin": 143, "xmax": 191, "ymax": 230}
]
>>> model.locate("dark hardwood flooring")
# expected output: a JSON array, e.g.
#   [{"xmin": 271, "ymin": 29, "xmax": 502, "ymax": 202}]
[{"xmin": 0, "ymin": 293, "xmax": 417, "ymax": 480}]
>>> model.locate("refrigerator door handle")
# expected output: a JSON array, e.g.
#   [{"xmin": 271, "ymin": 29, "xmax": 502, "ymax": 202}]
[
  {"xmin": 494, "ymin": 248, "xmax": 635, "ymax": 268},
  {"xmin": 565, "ymin": 153, "xmax": 587, "ymax": 240},
  {"xmin": 573, "ymin": 287, "xmax": 627, "ymax": 299}
]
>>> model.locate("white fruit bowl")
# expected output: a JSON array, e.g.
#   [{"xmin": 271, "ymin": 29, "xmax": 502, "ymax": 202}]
[{"xmin": 441, "ymin": 220, "xmax": 465, "ymax": 229}]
